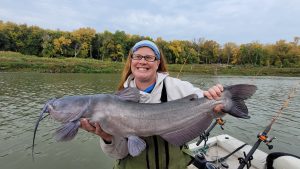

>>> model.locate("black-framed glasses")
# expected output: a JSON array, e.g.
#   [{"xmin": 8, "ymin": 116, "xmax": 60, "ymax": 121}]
[{"xmin": 131, "ymin": 54, "xmax": 156, "ymax": 62}]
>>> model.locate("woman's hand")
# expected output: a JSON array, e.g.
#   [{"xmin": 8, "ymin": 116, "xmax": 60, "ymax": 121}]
[
  {"xmin": 203, "ymin": 84, "xmax": 224, "ymax": 113},
  {"xmin": 80, "ymin": 118, "xmax": 113, "ymax": 143}
]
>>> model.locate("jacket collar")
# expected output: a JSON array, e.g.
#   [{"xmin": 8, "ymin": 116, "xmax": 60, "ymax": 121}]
[{"xmin": 124, "ymin": 72, "xmax": 169, "ymax": 88}]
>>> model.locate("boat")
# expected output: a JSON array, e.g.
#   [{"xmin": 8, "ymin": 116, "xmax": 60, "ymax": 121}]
[{"xmin": 187, "ymin": 134, "xmax": 300, "ymax": 169}]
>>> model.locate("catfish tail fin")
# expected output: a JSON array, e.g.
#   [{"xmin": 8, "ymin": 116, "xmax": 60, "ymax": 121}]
[{"xmin": 223, "ymin": 84, "xmax": 257, "ymax": 119}]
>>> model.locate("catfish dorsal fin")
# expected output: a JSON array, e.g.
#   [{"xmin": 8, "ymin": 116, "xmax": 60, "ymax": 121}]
[
  {"xmin": 167, "ymin": 94, "xmax": 199, "ymax": 103},
  {"xmin": 182, "ymin": 94, "xmax": 199, "ymax": 101},
  {"xmin": 115, "ymin": 87, "xmax": 140, "ymax": 102}
]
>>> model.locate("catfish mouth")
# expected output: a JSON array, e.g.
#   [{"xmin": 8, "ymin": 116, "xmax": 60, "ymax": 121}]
[{"xmin": 32, "ymin": 99, "xmax": 55, "ymax": 160}]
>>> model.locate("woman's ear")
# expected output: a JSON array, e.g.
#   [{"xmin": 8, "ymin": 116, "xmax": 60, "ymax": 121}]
[{"xmin": 156, "ymin": 60, "xmax": 161, "ymax": 68}]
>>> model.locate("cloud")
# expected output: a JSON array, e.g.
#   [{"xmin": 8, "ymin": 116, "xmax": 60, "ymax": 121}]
[{"xmin": 1, "ymin": 0, "xmax": 300, "ymax": 44}]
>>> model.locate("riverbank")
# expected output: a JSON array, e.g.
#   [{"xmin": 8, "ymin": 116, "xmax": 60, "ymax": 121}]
[{"xmin": 1, "ymin": 51, "xmax": 299, "ymax": 76}]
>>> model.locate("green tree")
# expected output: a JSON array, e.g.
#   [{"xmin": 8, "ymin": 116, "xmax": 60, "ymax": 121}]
[
  {"xmin": 99, "ymin": 31, "xmax": 114, "ymax": 61},
  {"xmin": 112, "ymin": 31, "xmax": 127, "ymax": 61},
  {"xmin": 156, "ymin": 37, "xmax": 173, "ymax": 64},
  {"xmin": 192, "ymin": 38, "xmax": 205, "ymax": 64},
  {"xmin": 41, "ymin": 33, "xmax": 54, "ymax": 57},
  {"xmin": 239, "ymin": 42, "xmax": 263, "ymax": 66},
  {"xmin": 0, "ymin": 31, "xmax": 10, "ymax": 50},
  {"xmin": 200, "ymin": 40, "xmax": 220, "ymax": 64},
  {"xmin": 91, "ymin": 33, "xmax": 103, "ymax": 60},
  {"xmin": 23, "ymin": 26, "xmax": 44, "ymax": 56},
  {"xmin": 182, "ymin": 41, "xmax": 198, "ymax": 64}
]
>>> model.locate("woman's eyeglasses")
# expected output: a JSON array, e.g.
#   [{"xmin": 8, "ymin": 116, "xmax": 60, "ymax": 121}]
[{"xmin": 131, "ymin": 54, "xmax": 156, "ymax": 62}]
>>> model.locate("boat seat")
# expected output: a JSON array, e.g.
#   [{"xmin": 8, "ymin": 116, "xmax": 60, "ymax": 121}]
[{"xmin": 266, "ymin": 152, "xmax": 300, "ymax": 169}]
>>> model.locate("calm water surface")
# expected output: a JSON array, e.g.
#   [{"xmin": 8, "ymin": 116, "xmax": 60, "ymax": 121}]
[{"xmin": 0, "ymin": 72, "xmax": 299, "ymax": 169}]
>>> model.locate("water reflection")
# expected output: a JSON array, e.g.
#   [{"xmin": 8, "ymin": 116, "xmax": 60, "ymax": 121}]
[{"xmin": 0, "ymin": 72, "xmax": 299, "ymax": 169}]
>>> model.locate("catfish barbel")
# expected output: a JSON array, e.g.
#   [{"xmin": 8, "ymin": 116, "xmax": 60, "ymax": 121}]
[{"xmin": 32, "ymin": 84, "xmax": 257, "ymax": 157}]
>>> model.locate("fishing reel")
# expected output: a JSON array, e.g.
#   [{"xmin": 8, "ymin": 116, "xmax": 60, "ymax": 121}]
[
  {"xmin": 237, "ymin": 131, "xmax": 276, "ymax": 169},
  {"xmin": 216, "ymin": 118, "xmax": 226, "ymax": 130},
  {"xmin": 257, "ymin": 132, "xmax": 276, "ymax": 150},
  {"xmin": 196, "ymin": 118, "xmax": 226, "ymax": 146},
  {"xmin": 193, "ymin": 153, "xmax": 229, "ymax": 169},
  {"xmin": 193, "ymin": 153, "xmax": 218, "ymax": 169}
]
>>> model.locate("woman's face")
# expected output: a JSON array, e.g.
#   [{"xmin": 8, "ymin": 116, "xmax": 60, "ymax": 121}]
[{"xmin": 131, "ymin": 47, "xmax": 160, "ymax": 84}]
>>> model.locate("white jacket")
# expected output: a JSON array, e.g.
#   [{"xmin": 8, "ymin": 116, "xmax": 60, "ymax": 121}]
[{"xmin": 99, "ymin": 72, "xmax": 203, "ymax": 159}]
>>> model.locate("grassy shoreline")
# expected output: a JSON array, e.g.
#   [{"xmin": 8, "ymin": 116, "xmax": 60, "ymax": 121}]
[{"xmin": 1, "ymin": 51, "xmax": 299, "ymax": 76}]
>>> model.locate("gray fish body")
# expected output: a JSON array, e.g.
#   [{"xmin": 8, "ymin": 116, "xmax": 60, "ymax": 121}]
[
  {"xmin": 93, "ymin": 95, "xmax": 216, "ymax": 137},
  {"xmin": 33, "ymin": 84, "xmax": 256, "ymax": 157}
]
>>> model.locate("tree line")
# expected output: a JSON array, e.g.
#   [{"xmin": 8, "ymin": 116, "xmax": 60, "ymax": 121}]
[{"xmin": 0, "ymin": 20, "xmax": 299, "ymax": 67}]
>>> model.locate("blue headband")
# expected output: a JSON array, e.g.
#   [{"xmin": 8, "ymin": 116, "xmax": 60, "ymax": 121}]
[{"xmin": 132, "ymin": 40, "xmax": 160, "ymax": 60}]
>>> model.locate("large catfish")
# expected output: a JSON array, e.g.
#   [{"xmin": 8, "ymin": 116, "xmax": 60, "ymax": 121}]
[{"xmin": 32, "ymin": 84, "xmax": 257, "ymax": 157}]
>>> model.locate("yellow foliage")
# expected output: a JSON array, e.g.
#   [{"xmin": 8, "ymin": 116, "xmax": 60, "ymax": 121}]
[{"xmin": 53, "ymin": 36, "xmax": 72, "ymax": 55}]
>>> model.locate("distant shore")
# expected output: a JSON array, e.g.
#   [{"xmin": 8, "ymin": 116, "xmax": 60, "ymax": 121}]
[{"xmin": 1, "ymin": 51, "xmax": 299, "ymax": 76}]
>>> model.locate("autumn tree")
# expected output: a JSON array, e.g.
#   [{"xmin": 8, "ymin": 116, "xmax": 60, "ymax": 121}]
[
  {"xmin": 71, "ymin": 27, "xmax": 96, "ymax": 58},
  {"xmin": 168, "ymin": 40, "xmax": 184, "ymax": 64},
  {"xmin": 41, "ymin": 30, "xmax": 65, "ymax": 57},
  {"xmin": 272, "ymin": 40, "xmax": 292, "ymax": 67},
  {"xmin": 53, "ymin": 36, "xmax": 72, "ymax": 56},
  {"xmin": 222, "ymin": 42, "xmax": 238, "ymax": 65},
  {"xmin": 0, "ymin": 20, "xmax": 300, "ymax": 67}
]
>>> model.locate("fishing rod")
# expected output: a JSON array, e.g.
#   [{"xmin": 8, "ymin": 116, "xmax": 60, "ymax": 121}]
[
  {"xmin": 237, "ymin": 87, "xmax": 297, "ymax": 169},
  {"xmin": 192, "ymin": 118, "xmax": 225, "ymax": 169},
  {"xmin": 196, "ymin": 118, "xmax": 225, "ymax": 146},
  {"xmin": 237, "ymin": 122, "xmax": 275, "ymax": 169}
]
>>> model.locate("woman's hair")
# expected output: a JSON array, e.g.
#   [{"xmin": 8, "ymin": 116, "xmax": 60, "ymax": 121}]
[{"xmin": 117, "ymin": 48, "xmax": 168, "ymax": 91}]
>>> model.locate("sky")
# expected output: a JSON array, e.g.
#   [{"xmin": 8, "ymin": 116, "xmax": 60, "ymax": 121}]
[{"xmin": 1, "ymin": 0, "xmax": 299, "ymax": 44}]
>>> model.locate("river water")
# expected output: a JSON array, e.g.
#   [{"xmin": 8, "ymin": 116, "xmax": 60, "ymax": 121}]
[{"xmin": 0, "ymin": 72, "xmax": 299, "ymax": 169}]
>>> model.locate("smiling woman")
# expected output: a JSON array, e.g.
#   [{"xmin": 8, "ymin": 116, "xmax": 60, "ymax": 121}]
[
  {"xmin": 130, "ymin": 45, "xmax": 161, "ymax": 90},
  {"xmin": 79, "ymin": 39, "xmax": 225, "ymax": 169},
  {"xmin": 117, "ymin": 40, "xmax": 168, "ymax": 91}
]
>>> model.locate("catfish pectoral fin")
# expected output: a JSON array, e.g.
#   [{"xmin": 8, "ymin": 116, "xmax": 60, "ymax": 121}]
[
  {"xmin": 127, "ymin": 135, "xmax": 146, "ymax": 157},
  {"xmin": 55, "ymin": 121, "xmax": 81, "ymax": 141}
]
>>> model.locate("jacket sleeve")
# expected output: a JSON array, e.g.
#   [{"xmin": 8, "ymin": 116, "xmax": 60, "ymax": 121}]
[{"xmin": 99, "ymin": 136, "xmax": 129, "ymax": 159}]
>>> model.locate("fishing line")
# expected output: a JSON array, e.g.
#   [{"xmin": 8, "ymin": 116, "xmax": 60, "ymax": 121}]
[
  {"xmin": 267, "ymin": 83, "xmax": 298, "ymax": 132},
  {"xmin": 176, "ymin": 58, "xmax": 187, "ymax": 78}
]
